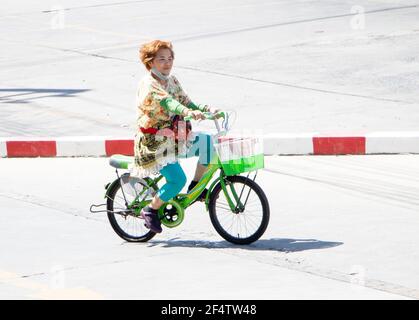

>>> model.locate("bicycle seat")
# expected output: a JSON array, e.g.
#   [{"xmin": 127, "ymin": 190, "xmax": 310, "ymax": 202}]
[{"xmin": 109, "ymin": 154, "xmax": 134, "ymax": 169}]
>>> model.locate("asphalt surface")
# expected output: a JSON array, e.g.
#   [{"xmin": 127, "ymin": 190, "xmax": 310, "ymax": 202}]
[
  {"xmin": 0, "ymin": 155, "xmax": 418, "ymax": 299},
  {"xmin": 1, "ymin": 0, "xmax": 419, "ymax": 300},
  {"xmin": 1, "ymin": 0, "xmax": 419, "ymax": 136}
]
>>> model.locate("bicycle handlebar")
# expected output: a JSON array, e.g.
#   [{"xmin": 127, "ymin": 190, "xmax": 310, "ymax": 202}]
[{"xmin": 184, "ymin": 111, "xmax": 225, "ymax": 121}]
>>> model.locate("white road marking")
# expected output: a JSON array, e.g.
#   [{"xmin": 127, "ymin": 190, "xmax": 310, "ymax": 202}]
[{"xmin": 0, "ymin": 270, "xmax": 104, "ymax": 300}]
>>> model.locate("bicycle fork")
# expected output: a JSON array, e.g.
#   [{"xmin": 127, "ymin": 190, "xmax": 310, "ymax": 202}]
[{"xmin": 220, "ymin": 171, "xmax": 258, "ymax": 213}]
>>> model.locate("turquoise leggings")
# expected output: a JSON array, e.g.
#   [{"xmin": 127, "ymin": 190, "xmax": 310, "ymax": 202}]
[{"xmin": 156, "ymin": 132, "xmax": 215, "ymax": 202}]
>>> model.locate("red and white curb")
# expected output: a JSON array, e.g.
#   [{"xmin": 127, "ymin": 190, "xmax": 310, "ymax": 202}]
[
  {"xmin": 1, "ymin": 133, "xmax": 419, "ymax": 158},
  {"xmin": 264, "ymin": 132, "xmax": 419, "ymax": 155},
  {"xmin": 0, "ymin": 136, "xmax": 134, "ymax": 158}
]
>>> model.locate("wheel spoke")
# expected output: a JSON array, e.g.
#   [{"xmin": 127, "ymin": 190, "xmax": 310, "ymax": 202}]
[
  {"xmin": 215, "ymin": 204, "xmax": 233, "ymax": 211},
  {"xmin": 240, "ymin": 216, "xmax": 249, "ymax": 238},
  {"xmin": 227, "ymin": 215, "xmax": 236, "ymax": 234},
  {"xmin": 241, "ymin": 214, "xmax": 259, "ymax": 230},
  {"xmin": 219, "ymin": 213, "xmax": 234, "ymax": 230}
]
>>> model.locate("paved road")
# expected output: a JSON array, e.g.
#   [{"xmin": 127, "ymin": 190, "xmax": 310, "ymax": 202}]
[
  {"xmin": 0, "ymin": 155, "xmax": 418, "ymax": 299},
  {"xmin": 2, "ymin": 0, "xmax": 419, "ymax": 300},
  {"xmin": 1, "ymin": 0, "xmax": 419, "ymax": 137}
]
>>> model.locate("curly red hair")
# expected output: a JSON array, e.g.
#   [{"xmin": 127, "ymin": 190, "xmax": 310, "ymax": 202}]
[{"xmin": 139, "ymin": 40, "xmax": 174, "ymax": 70}]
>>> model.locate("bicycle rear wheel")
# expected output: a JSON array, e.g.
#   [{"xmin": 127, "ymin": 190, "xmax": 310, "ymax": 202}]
[
  {"xmin": 208, "ymin": 175, "xmax": 270, "ymax": 245},
  {"xmin": 107, "ymin": 177, "xmax": 156, "ymax": 242}
]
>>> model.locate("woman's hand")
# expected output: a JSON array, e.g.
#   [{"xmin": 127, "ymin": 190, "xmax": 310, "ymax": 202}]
[
  {"xmin": 184, "ymin": 109, "xmax": 205, "ymax": 120},
  {"xmin": 207, "ymin": 106, "xmax": 223, "ymax": 118}
]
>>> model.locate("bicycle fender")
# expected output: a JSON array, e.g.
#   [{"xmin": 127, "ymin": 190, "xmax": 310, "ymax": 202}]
[
  {"xmin": 104, "ymin": 172, "xmax": 130, "ymax": 198},
  {"xmin": 104, "ymin": 178, "xmax": 120, "ymax": 199}
]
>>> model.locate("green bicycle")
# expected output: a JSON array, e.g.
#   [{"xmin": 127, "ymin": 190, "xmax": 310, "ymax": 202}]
[{"xmin": 90, "ymin": 112, "xmax": 270, "ymax": 245}]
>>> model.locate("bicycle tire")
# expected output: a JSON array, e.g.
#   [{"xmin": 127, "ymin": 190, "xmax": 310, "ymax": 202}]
[{"xmin": 208, "ymin": 175, "xmax": 270, "ymax": 245}]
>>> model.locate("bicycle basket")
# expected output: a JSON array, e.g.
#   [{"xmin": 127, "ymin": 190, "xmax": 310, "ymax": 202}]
[{"xmin": 215, "ymin": 136, "xmax": 264, "ymax": 176}]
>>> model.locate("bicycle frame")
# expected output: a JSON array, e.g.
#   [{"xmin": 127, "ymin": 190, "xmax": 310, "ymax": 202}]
[{"xmin": 136, "ymin": 153, "xmax": 247, "ymax": 213}]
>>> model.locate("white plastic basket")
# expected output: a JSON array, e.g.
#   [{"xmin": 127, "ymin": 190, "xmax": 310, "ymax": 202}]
[{"xmin": 214, "ymin": 136, "xmax": 264, "ymax": 175}]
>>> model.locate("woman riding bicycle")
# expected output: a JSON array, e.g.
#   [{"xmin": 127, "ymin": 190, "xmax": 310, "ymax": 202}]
[{"xmin": 132, "ymin": 39, "xmax": 221, "ymax": 234}]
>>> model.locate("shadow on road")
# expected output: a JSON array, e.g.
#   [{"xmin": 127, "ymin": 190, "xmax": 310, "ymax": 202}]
[
  {"xmin": 146, "ymin": 237, "xmax": 343, "ymax": 253},
  {"xmin": 0, "ymin": 88, "xmax": 90, "ymax": 104}
]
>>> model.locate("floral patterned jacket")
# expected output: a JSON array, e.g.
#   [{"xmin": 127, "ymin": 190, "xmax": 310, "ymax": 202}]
[{"xmin": 131, "ymin": 72, "xmax": 201, "ymax": 178}]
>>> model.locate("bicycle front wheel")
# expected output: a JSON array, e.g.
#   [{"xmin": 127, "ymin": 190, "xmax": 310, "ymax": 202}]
[{"xmin": 208, "ymin": 175, "xmax": 270, "ymax": 245}]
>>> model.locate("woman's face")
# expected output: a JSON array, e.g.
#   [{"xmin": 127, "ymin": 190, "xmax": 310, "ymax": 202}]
[{"xmin": 150, "ymin": 48, "xmax": 173, "ymax": 75}]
